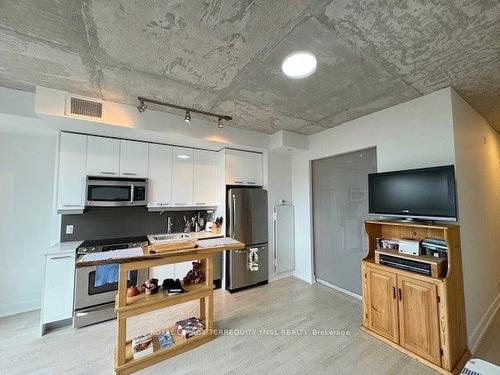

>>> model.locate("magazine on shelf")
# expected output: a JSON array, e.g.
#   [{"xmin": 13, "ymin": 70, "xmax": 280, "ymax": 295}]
[
  {"xmin": 132, "ymin": 334, "xmax": 153, "ymax": 359},
  {"xmin": 158, "ymin": 330, "xmax": 174, "ymax": 349}
]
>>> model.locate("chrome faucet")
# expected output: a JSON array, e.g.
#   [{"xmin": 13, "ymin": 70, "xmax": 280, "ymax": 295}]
[{"xmin": 166, "ymin": 216, "xmax": 172, "ymax": 234}]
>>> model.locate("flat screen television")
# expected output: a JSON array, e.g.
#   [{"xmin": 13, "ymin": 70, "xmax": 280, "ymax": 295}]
[{"xmin": 368, "ymin": 165, "xmax": 457, "ymax": 221}]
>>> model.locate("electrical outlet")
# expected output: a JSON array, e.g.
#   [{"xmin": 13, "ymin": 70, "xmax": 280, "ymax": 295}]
[{"xmin": 66, "ymin": 225, "xmax": 74, "ymax": 235}]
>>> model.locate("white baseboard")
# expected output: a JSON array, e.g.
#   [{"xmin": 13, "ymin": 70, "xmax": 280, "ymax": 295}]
[
  {"xmin": 0, "ymin": 298, "xmax": 40, "ymax": 318},
  {"xmin": 470, "ymin": 292, "xmax": 500, "ymax": 353},
  {"xmin": 316, "ymin": 278, "xmax": 362, "ymax": 300}
]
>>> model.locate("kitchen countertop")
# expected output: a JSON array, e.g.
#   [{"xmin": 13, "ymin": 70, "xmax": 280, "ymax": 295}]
[
  {"xmin": 41, "ymin": 241, "xmax": 83, "ymax": 256},
  {"xmin": 76, "ymin": 238, "xmax": 243, "ymax": 267}
]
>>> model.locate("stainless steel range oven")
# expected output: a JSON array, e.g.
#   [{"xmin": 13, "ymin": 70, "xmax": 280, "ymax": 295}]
[{"xmin": 74, "ymin": 236, "xmax": 149, "ymax": 328}]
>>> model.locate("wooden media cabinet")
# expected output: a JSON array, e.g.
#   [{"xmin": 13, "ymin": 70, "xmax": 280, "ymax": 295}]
[{"xmin": 361, "ymin": 220, "xmax": 469, "ymax": 374}]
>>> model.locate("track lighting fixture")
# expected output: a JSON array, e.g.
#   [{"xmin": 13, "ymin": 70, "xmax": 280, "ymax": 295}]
[
  {"xmin": 136, "ymin": 97, "xmax": 232, "ymax": 129},
  {"xmin": 136, "ymin": 100, "xmax": 147, "ymax": 113}
]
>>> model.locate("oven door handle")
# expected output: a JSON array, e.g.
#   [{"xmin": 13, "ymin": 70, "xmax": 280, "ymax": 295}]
[{"xmin": 130, "ymin": 184, "xmax": 134, "ymax": 204}]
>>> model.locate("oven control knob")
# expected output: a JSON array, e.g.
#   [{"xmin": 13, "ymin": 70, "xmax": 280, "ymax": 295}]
[
  {"xmin": 79, "ymin": 247, "xmax": 86, "ymax": 253},
  {"xmin": 90, "ymin": 247, "xmax": 96, "ymax": 252}
]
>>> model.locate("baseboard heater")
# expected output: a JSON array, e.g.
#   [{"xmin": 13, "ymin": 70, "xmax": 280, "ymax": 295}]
[{"xmin": 378, "ymin": 254, "xmax": 431, "ymax": 276}]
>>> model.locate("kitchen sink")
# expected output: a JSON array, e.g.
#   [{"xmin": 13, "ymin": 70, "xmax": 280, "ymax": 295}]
[{"xmin": 150, "ymin": 233, "xmax": 192, "ymax": 242}]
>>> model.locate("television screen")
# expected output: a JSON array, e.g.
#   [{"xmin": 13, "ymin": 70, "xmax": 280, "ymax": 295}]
[{"xmin": 368, "ymin": 165, "xmax": 457, "ymax": 221}]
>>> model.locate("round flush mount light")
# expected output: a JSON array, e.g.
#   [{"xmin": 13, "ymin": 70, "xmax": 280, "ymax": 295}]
[{"xmin": 281, "ymin": 51, "xmax": 317, "ymax": 79}]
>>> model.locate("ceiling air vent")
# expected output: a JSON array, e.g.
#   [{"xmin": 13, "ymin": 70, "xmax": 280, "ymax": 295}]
[{"xmin": 69, "ymin": 97, "xmax": 103, "ymax": 118}]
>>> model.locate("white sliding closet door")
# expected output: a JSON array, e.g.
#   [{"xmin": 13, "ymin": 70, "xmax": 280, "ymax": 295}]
[{"xmin": 312, "ymin": 148, "xmax": 376, "ymax": 295}]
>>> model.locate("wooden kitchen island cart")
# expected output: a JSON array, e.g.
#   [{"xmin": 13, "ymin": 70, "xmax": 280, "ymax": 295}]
[{"xmin": 78, "ymin": 240, "xmax": 244, "ymax": 375}]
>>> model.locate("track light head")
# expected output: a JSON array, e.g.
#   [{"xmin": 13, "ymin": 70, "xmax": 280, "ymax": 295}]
[
  {"xmin": 184, "ymin": 110, "xmax": 191, "ymax": 124},
  {"xmin": 217, "ymin": 116, "xmax": 223, "ymax": 128},
  {"xmin": 137, "ymin": 100, "xmax": 147, "ymax": 113}
]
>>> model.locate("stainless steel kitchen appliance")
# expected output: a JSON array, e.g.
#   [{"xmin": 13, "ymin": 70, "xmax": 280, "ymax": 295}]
[
  {"xmin": 74, "ymin": 236, "xmax": 149, "ymax": 328},
  {"xmin": 226, "ymin": 188, "xmax": 268, "ymax": 292},
  {"xmin": 86, "ymin": 176, "xmax": 147, "ymax": 207}
]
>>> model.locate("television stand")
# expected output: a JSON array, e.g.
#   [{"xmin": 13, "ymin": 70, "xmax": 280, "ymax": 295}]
[{"xmin": 361, "ymin": 219, "xmax": 469, "ymax": 374}]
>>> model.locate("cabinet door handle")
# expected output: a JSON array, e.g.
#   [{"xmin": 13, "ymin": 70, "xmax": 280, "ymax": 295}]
[
  {"xmin": 122, "ymin": 172, "xmax": 137, "ymax": 176},
  {"xmin": 50, "ymin": 255, "xmax": 72, "ymax": 260},
  {"xmin": 392, "ymin": 287, "xmax": 396, "ymax": 299},
  {"xmin": 398, "ymin": 288, "xmax": 402, "ymax": 301},
  {"xmin": 100, "ymin": 171, "xmax": 116, "ymax": 175},
  {"xmin": 174, "ymin": 203, "xmax": 187, "ymax": 205},
  {"xmin": 247, "ymin": 181, "xmax": 256, "ymax": 185},
  {"xmin": 195, "ymin": 202, "xmax": 206, "ymax": 205},
  {"xmin": 234, "ymin": 181, "xmax": 244, "ymax": 184},
  {"xmin": 62, "ymin": 204, "xmax": 81, "ymax": 208}
]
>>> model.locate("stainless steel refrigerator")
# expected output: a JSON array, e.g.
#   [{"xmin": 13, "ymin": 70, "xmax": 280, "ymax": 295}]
[{"xmin": 226, "ymin": 187, "xmax": 268, "ymax": 292}]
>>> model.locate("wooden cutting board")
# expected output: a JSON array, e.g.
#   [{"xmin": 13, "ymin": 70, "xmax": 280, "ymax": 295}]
[{"xmin": 147, "ymin": 240, "xmax": 198, "ymax": 254}]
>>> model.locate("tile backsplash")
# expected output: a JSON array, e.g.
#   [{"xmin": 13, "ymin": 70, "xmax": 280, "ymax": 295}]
[{"xmin": 60, "ymin": 207, "xmax": 211, "ymax": 242}]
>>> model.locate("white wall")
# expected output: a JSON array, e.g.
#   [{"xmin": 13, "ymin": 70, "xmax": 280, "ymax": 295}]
[
  {"xmin": 292, "ymin": 88, "xmax": 456, "ymax": 283},
  {"xmin": 267, "ymin": 152, "xmax": 293, "ymax": 281},
  {"xmin": 451, "ymin": 90, "xmax": 500, "ymax": 350},
  {"xmin": 0, "ymin": 133, "xmax": 57, "ymax": 316}
]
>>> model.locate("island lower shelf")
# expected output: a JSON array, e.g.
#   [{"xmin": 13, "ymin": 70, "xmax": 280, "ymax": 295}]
[
  {"xmin": 115, "ymin": 325, "xmax": 214, "ymax": 375},
  {"xmin": 115, "ymin": 283, "xmax": 214, "ymax": 318}
]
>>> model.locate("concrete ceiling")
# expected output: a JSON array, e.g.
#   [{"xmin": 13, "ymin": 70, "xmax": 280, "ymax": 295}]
[{"xmin": 0, "ymin": 0, "xmax": 499, "ymax": 135}]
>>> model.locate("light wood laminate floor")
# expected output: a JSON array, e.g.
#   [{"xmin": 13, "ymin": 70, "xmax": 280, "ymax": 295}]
[{"xmin": 0, "ymin": 277, "xmax": 496, "ymax": 374}]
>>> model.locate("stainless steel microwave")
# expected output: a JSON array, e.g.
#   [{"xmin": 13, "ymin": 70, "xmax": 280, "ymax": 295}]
[{"xmin": 86, "ymin": 176, "xmax": 147, "ymax": 207}]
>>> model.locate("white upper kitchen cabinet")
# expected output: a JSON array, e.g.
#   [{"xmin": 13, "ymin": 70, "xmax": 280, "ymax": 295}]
[
  {"xmin": 120, "ymin": 140, "xmax": 149, "ymax": 178},
  {"xmin": 57, "ymin": 132, "xmax": 87, "ymax": 211},
  {"xmin": 148, "ymin": 143, "xmax": 173, "ymax": 208},
  {"xmin": 225, "ymin": 149, "xmax": 263, "ymax": 186},
  {"xmin": 193, "ymin": 149, "xmax": 217, "ymax": 207},
  {"xmin": 171, "ymin": 147, "xmax": 194, "ymax": 207},
  {"xmin": 86, "ymin": 136, "xmax": 120, "ymax": 176}
]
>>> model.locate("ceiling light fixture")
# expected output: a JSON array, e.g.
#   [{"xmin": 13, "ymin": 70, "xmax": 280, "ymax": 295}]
[
  {"xmin": 281, "ymin": 51, "xmax": 317, "ymax": 79},
  {"xmin": 136, "ymin": 97, "xmax": 232, "ymax": 129}
]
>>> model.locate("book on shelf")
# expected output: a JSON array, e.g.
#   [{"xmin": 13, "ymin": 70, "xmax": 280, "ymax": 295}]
[
  {"xmin": 158, "ymin": 330, "xmax": 174, "ymax": 349},
  {"xmin": 132, "ymin": 334, "xmax": 153, "ymax": 359},
  {"xmin": 175, "ymin": 317, "xmax": 204, "ymax": 338}
]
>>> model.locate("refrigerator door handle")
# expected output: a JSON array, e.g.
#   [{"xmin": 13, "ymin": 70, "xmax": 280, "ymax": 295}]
[{"xmin": 232, "ymin": 194, "xmax": 237, "ymax": 239}]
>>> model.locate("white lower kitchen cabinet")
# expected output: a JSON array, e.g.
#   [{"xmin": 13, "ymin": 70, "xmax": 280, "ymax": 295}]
[
  {"xmin": 150, "ymin": 264, "xmax": 175, "ymax": 281},
  {"xmin": 41, "ymin": 252, "xmax": 76, "ymax": 332},
  {"xmin": 174, "ymin": 261, "xmax": 193, "ymax": 280},
  {"xmin": 150, "ymin": 262, "xmax": 193, "ymax": 282}
]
